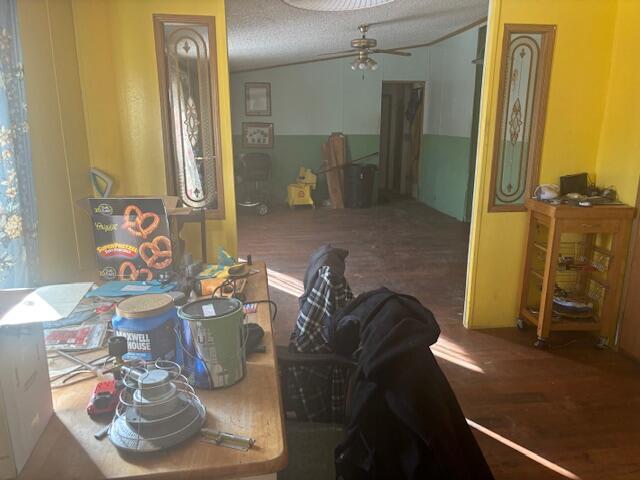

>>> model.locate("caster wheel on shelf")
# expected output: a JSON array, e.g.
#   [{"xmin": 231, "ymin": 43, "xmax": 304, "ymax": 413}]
[
  {"xmin": 534, "ymin": 337, "xmax": 548, "ymax": 349},
  {"xmin": 257, "ymin": 204, "xmax": 268, "ymax": 216},
  {"xmin": 595, "ymin": 336, "xmax": 609, "ymax": 350},
  {"xmin": 516, "ymin": 318, "xmax": 527, "ymax": 331}
]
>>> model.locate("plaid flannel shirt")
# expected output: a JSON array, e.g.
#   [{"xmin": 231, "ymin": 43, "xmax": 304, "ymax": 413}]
[{"xmin": 286, "ymin": 265, "xmax": 353, "ymax": 422}]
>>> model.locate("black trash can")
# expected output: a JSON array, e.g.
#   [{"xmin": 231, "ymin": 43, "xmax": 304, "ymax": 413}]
[{"xmin": 344, "ymin": 164, "xmax": 377, "ymax": 208}]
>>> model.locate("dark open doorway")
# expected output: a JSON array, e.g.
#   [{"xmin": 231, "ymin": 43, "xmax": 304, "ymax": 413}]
[
  {"xmin": 378, "ymin": 81, "xmax": 425, "ymax": 199},
  {"xmin": 464, "ymin": 25, "xmax": 486, "ymax": 222}
]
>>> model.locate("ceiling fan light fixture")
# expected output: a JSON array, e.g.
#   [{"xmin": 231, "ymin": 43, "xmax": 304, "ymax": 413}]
[
  {"xmin": 350, "ymin": 56, "xmax": 378, "ymax": 71},
  {"xmin": 281, "ymin": 0, "xmax": 395, "ymax": 12}
]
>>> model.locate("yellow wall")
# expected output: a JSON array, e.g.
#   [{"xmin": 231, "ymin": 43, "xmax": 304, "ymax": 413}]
[
  {"xmin": 72, "ymin": 0, "xmax": 238, "ymax": 258},
  {"xmin": 595, "ymin": 0, "xmax": 640, "ymax": 205},
  {"xmin": 465, "ymin": 0, "xmax": 619, "ymax": 328},
  {"xmin": 71, "ymin": 1, "xmax": 126, "ymax": 191},
  {"xmin": 18, "ymin": 0, "xmax": 95, "ymax": 282}
]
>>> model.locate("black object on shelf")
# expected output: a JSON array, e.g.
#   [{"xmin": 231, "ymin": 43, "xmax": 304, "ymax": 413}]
[{"xmin": 344, "ymin": 164, "xmax": 377, "ymax": 208}]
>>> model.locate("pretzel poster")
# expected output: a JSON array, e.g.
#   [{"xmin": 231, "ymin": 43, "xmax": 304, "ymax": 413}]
[{"xmin": 89, "ymin": 198, "xmax": 174, "ymax": 281}]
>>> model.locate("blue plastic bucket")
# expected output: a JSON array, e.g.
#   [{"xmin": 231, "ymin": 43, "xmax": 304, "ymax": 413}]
[{"xmin": 112, "ymin": 294, "xmax": 178, "ymax": 362}]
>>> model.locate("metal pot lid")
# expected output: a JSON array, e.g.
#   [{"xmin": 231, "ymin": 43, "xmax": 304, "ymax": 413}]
[{"xmin": 179, "ymin": 297, "xmax": 243, "ymax": 320}]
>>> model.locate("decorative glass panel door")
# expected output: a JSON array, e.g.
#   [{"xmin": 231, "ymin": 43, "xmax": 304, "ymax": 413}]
[
  {"xmin": 154, "ymin": 15, "xmax": 224, "ymax": 217},
  {"xmin": 489, "ymin": 24, "xmax": 555, "ymax": 212}
]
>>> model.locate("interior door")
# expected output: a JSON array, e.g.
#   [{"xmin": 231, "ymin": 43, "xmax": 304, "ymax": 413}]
[
  {"xmin": 465, "ymin": 25, "xmax": 487, "ymax": 222},
  {"xmin": 379, "ymin": 94, "xmax": 392, "ymax": 190},
  {"xmin": 379, "ymin": 82, "xmax": 423, "ymax": 197},
  {"xmin": 406, "ymin": 85, "xmax": 424, "ymax": 199},
  {"xmin": 620, "ymin": 202, "xmax": 640, "ymax": 360}
]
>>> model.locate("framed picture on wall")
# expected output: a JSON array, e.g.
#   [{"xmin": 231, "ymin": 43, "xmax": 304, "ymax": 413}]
[
  {"xmin": 243, "ymin": 122, "xmax": 274, "ymax": 148},
  {"xmin": 245, "ymin": 82, "xmax": 271, "ymax": 116}
]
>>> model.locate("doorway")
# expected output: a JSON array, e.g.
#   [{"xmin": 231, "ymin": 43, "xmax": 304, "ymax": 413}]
[
  {"xmin": 464, "ymin": 25, "xmax": 487, "ymax": 222},
  {"xmin": 378, "ymin": 81, "xmax": 425, "ymax": 198},
  {"xmin": 619, "ymin": 178, "xmax": 640, "ymax": 361}
]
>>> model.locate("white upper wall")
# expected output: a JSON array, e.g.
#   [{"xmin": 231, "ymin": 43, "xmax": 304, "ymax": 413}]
[
  {"xmin": 231, "ymin": 25, "xmax": 481, "ymax": 138},
  {"xmin": 424, "ymin": 27, "xmax": 478, "ymax": 137},
  {"xmin": 231, "ymin": 60, "xmax": 343, "ymax": 135}
]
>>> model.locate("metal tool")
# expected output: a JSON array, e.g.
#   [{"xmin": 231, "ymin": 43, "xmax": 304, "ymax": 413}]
[
  {"xmin": 94, "ymin": 424, "xmax": 111, "ymax": 440},
  {"xmin": 49, "ymin": 352, "xmax": 109, "ymax": 382},
  {"xmin": 56, "ymin": 350, "xmax": 102, "ymax": 375},
  {"xmin": 200, "ymin": 428, "xmax": 255, "ymax": 451}
]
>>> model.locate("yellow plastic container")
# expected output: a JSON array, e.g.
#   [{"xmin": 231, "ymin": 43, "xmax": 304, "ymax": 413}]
[{"xmin": 287, "ymin": 167, "xmax": 316, "ymax": 208}]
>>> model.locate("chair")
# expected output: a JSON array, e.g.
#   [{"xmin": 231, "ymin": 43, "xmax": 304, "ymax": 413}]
[
  {"xmin": 277, "ymin": 245, "xmax": 354, "ymax": 423},
  {"xmin": 277, "ymin": 345, "xmax": 357, "ymax": 418},
  {"xmin": 278, "ymin": 285, "xmax": 495, "ymax": 479},
  {"xmin": 235, "ymin": 152, "xmax": 271, "ymax": 215},
  {"xmin": 276, "ymin": 347, "xmax": 356, "ymax": 480}
]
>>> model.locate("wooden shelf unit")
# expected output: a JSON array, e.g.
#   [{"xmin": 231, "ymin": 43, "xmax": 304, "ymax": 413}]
[{"xmin": 518, "ymin": 199, "xmax": 634, "ymax": 348}]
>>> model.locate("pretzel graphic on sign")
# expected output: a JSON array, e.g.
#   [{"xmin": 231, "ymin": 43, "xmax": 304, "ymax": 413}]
[
  {"xmin": 139, "ymin": 235, "xmax": 173, "ymax": 270},
  {"xmin": 121, "ymin": 204, "xmax": 160, "ymax": 239},
  {"xmin": 118, "ymin": 261, "xmax": 154, "ymax": 281}
]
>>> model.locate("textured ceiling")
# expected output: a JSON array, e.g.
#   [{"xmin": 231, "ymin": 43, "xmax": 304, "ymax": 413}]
[
  {"xmin": 226, "ymin": 0, "xmax": 488, "ymax": 72},
  {"xmin": 281, "ymin": 0, "xmax": 396, "ymax": 11}
]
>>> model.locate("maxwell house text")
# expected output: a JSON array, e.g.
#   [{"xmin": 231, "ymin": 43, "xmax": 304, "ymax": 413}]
[{"xmin": 116, "ymin": 331, "xmax": 151, "ymax": 352}]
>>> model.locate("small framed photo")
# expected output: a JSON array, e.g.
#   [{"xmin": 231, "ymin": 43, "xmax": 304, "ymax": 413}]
[
  {"xmin": 245, "ymin": 82, "xmax": 271, "ymax": 116},
  {"xmin": 243, "ymin": 122, "xmax": 274, "ymax": 148}
]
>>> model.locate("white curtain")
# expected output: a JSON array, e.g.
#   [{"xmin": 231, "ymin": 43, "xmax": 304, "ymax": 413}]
[{"xmin": 0, "ymin": 0, "xmax": 38, "ymax": 287}]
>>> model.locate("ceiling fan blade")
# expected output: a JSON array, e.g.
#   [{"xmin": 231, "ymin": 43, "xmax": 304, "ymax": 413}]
[
  {"xmin": 372, "ymin": 49, "xmax": 412, "ymax": 57},
  {"xmin": 317, "ymin": 49, "xmax": 358, "ymax": 57}
]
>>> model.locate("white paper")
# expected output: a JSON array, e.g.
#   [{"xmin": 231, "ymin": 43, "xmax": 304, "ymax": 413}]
[
  {"xmin": 121, "ymin": 285, "xmax": 152, "ymax": 292},
  {"xmin": 0, "ymin": 282, "xmax": 93, "ymax": 327},
  {"xmin": 202, "ymin": 303, "xmax": 216, "ymax": 317}
]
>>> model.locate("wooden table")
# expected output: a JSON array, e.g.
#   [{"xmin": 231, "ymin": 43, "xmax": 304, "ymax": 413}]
[{"xmin": 19, "ymin": 263, "xmax": 287, "ymax": 480}]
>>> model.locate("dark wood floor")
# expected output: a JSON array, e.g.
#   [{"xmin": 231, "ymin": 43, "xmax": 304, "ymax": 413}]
[{"xmin": 238, "ymin": 200, "xmax": 640, "ymax": 480}]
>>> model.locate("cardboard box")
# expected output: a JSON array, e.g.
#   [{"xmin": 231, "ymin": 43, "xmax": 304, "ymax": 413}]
[{"xmin": 0, "ymin": 324, "xmax": 53, "ymax": 479}]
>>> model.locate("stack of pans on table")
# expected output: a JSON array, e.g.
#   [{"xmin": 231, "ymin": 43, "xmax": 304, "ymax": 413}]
[{"xmin": 109, "ymin": 360, "xmax": 206, "ymax": 453}]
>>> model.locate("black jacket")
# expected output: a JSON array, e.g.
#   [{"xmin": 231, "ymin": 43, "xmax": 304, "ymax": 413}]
[{"xmin": 330, "ymin": 288, "xmax": 494, "ymax": 480}]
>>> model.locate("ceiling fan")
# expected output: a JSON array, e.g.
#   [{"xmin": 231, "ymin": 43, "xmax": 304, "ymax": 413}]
[{"xmin": 320, "ymin": 24, "xmax": 412, "ymax": 71}]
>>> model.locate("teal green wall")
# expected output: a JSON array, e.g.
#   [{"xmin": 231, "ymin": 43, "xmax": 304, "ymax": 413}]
[
  {"xmin": 231, "ymin": 26, "xmax": 481, "ymax": 217},
  {"xmin": 418, "ymin": 134, "xmax": 471, "ymax": 221},
  {"xmin": 233, "ymin": 134, "xmax": 379, "ymax": 202},
  {"xmin": 233, "ymin": 131, "xmax": 473, "ymax": 219}
]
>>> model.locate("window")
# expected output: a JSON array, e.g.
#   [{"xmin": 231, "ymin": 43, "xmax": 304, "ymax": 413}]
[
  {"xmin": 154, "ymin": 14, "xmax": 225, "ymax": 217},
  {"xmin": 488, "ymin": 24, "xmax": 555, "ymax": 212},
  {"xmin": 0, "ymin": 0, "xmax": 38, "ymax": 287}
]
